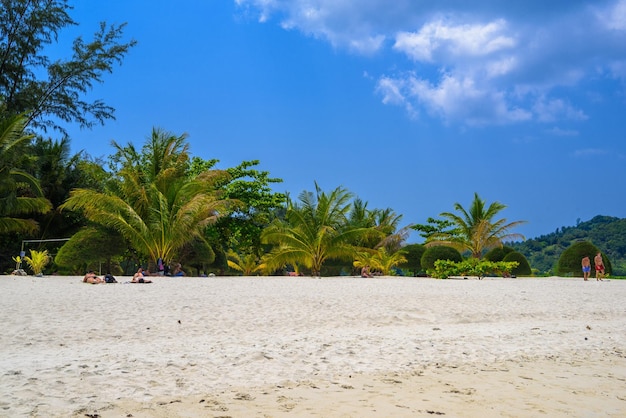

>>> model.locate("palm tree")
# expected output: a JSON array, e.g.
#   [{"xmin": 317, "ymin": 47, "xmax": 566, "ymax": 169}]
[
  {"xmin": 261, "ymin": 183, "xmax": 373, "ymax": 277},
  {"xmin": 427, "ymin": 192, "xmax": 526, "ymax": 258},
  {"xmin": 353, "ymin": 247, "xmax": 407, "ymax": 276},
  {"xmin": 371, "ymin": 247, "xmax": 407, "ymax": 275},
  {"xmin": 0, "ymin": 113, "xmax": 52, "ymax": 234},
  {"xmin": 348, "ymin": 199, "xmax": 410, "ymax": 252},
  {"xmin": 370, "ymin": 208, "xmax": 413, "ymax": 252},
  {"xmin": 226, "ymin": 250, "xmax": 265, "ymax": 276},
  {"xmin": 60, "ymin": 129, "xmax": 232, "ymax": 266}
]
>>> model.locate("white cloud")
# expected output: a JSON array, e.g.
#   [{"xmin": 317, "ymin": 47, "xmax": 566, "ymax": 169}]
[
  {"xmin": 485, "ymin": 56, "xmax": 518, "ymax": 78},
  {"xmin": 597, "ymin": 0, "xmax": 626, "ymax": 30},
  {"xmin": 237, "ymin": 0, "xmax": 392, "ymax": 54},
  {"xmin": 393, "ymin": 19, "xmax": 515, "ymax": 62},
  {"xmin": 532, "ymin": 98, "xmax": 588, "ymax": 123},
  {"xmin": 375, "ymin": 76, "xmax": 417, "ymax": 118},
  {"xmin": 376, "ymin": 76, "xmax": 405, "ymax": 105},
  {"xmin": 235, "ymin": 0, "xmax": 626, "ymax": 126},
  {"xmin": 378, "ymin": 72, "xmax": 531, "ymax": 126}
]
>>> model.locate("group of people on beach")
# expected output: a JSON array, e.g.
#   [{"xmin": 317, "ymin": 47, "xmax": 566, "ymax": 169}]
[
  {"xmin": 82, "ymin": 262, "xmax": 186, "ymax": 284},
  {"xmin": 82, "ymin": 271, "xmax": 117, "ymax": 284},
  {"xmin": 83, "ymin": 268, "xmax": 155, "ymax": 284},
  {"xmin": 582, "ymin": 252, "xmax": 605, "ymax": 281}
]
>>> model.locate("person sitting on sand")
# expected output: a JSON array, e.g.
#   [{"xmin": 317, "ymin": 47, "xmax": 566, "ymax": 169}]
[
  {"xmin": 172, "ymin": 263, "xmax": 185, "ymax": 277},
  {"xmin": 361, "ymin": 265, "xmax": 373, "ymax": 278},
  {"xmin": 131, "ymin": 267, "xmax": 152, "ymax": 283},
  {"xmin": 83, "ymin": 271, "xmax": 104, "ymax": 284}
]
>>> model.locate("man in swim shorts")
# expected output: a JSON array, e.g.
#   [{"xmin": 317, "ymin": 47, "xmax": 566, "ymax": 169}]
[
  {"xmin": 581, "ymin": 256, "xmax": 591, "ymax": 281},
  {"xmin": 594, "ymin": 252, "xmax": 605, "ymax": 281}
]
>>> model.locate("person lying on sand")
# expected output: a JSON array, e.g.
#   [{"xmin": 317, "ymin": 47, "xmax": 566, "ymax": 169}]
[
  {"xmin": 131, "ymin": 267, "xmax": 152, "ymax": 283},
  {"xmin": 83, "ymin": 271, "xmax": 104, "ymax": 284}
]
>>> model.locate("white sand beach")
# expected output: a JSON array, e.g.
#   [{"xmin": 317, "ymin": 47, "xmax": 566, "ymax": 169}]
[{"xmin": 0, "ymin": 275, "xmax": 624, "ymax": 417}]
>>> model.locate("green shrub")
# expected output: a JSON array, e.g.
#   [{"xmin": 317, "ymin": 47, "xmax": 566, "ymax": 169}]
[
  {"xmin": 556, "ymin": 241, "xmax": 609, "ymax": 276},
  {"xmin": 484, "ymin": 246, "xmax": 515, "ymax": 262},
  {"xmin": 503, "ymin": 251, "xmax": 532, "ymax": 276},
  {"xmin": 24, "ymin": 249, "xmax": 51, "ymax": 276},
  {"xmin": 421, "ymin": 246, "xmax": 462, "ymax": 273},
  {"xmin": 432, "ymin": 258, "xmax": 519, "ymax": 279},
  {"xmin": 398, "ymin": 244, "xmax": 425, "ymax": 275}
]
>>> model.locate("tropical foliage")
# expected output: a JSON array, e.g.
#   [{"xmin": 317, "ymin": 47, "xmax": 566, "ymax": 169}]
[
  {"xmin": 0, "ymin": 0, "xmax": 136, "ymax": 133},
  {"xmin": 54, "ymin": 226, "xmax": 126, "ymax": 274},
  {"xmin": 261, "ymin": 183, "xmax": 382, "ymax": 277},
  {"xmin": 502, "ymin": 251, "xmax": 532, "ymax": 276},
  {"xmin": 0, "ymin": 113, "xmax": 52, "ymax": 235},
  {"xmin": 353, "ymin": 247, "xmax": 407, "ymax": 276},
  {"xmin": 397, "ymin": 243, "xmax": 426, "ymax": 275},
  {"xmin": 60, "ymin": 129, "xmax": 233, "ymax": 267},
  {"xmin": 431, "ymin": 258, "xmax": 519, "ymax": 280},
  {"xmin": 484, "ymin": 246, "xmax": 515, "ymax": 262},
  {"xmin": 416, "ymin": 193, "xmax": 526, "ymax": 258},
  {"xmin": 226, "ymin": 250, "xmax": 265, "ymax": 276},
  {"xmin": 420, "ymin": 245, "xmax": 463, "ymax": 272},
  {"xmin": 23, "ymin": 249, "xmax": 51, "ymax": 275}
]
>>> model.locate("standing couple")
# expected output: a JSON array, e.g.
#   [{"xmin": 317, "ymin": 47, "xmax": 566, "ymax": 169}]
[{"xmin": 581, "ymin": 252, "xmax": 605, "ymax": 281}]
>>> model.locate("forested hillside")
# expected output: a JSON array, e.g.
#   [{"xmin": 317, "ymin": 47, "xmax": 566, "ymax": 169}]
[{"xmin": 509, "ymin": 215, "xmax": 626, "ymax": 276}]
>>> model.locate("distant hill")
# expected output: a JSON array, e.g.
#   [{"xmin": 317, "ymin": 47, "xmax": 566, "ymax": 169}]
[{"xmin": 508, "ymin": 215, "xmax": 626, "ymax": 276}]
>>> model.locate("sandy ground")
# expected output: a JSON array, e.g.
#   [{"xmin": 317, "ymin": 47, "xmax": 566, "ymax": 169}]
[{"xmin": 0, "ymin": 275, "xmax": 624, "ymax": 417}]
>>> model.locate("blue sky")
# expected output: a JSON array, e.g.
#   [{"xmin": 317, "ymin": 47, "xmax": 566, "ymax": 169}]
[{"xmin": 55, "ymin": 0, "xmax": 626, "ymax": 242}]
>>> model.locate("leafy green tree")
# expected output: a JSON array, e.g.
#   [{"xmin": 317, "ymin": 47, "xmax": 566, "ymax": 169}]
[
  {"xmin": 484, "ymin": 245, "xmax": 515, "ymax": 262},
  {"xmin": 556, "ymin": 241, "xmax": 607, "ymax": 277},
  {"xmin": 0, "ymin": 113, "xmax": 52, "ymax": 234},
  {"xmin": 176, "ymin": 238, "xmax": 216, "ymax": 276},
  {"xmin": 421, "ymin": 245, "xmax": 462, "ymax": 273},
  {"xmin": 261, "ymin": 183, "xmax": 373, "ymax": 277},
  {"xmin": 427, "ymin": 193, "xmax": 526, "ymax": 258},
  {"xmin": 0, "ymin": 0, "xmax": 136, "ymax": 133},
  {"xmin": 26, "ymin": 137, "xmax": 95, "ymax": 240},
  {"xmin": 348, "ymin": 198, "xmax": 409, "ymax": 251},
  {"xmin": 397, "ymin": 243, "xmax": 425, "ymax": 275},
  {"xmin": 346, "ymin": 198, "xmax": 379, "ymax": 248},
  {"xmin": 211, "ymin": 159, "xmax": 286, "ymax": 262},
  {"xmin": 411, "ymin": 217, "xmax": 456, "ymax": 240},
  {"xmin": 54, "ymin": 226, "xmax": 126, "ymax": 274},
  {"xmin": 60, "ymin": 129, "xmax": 233, "ymax": 267},
  {"xmin": 502, "ymin": 251, "xmax": 532, "ymax": 276},
  {"xmin": 328, "ymin": 199, "xmax": 409, "ymax": 275}
]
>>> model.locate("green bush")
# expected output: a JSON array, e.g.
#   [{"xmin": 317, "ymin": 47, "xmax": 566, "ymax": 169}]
[
  {"xmin": 484, "ymin": 246, "xmax": 515, "ymax": 262},
  {"xmin": 556, "ymin": 241, "xmax": 611, "ymax": 276},
  {"xmin": 432, "ymin": 258, "xmax": 519, "ymax": 279},
  {"xmin": 398, "ymin": 244, "xmax": 425, "ymax": 275},
  {"xmin": 421, "ymin": 246, "xmax": 462, "ymax": 272},
  {"xmin": 503, "ymin": 251, "xmax": 532, "ymax": 276}
]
